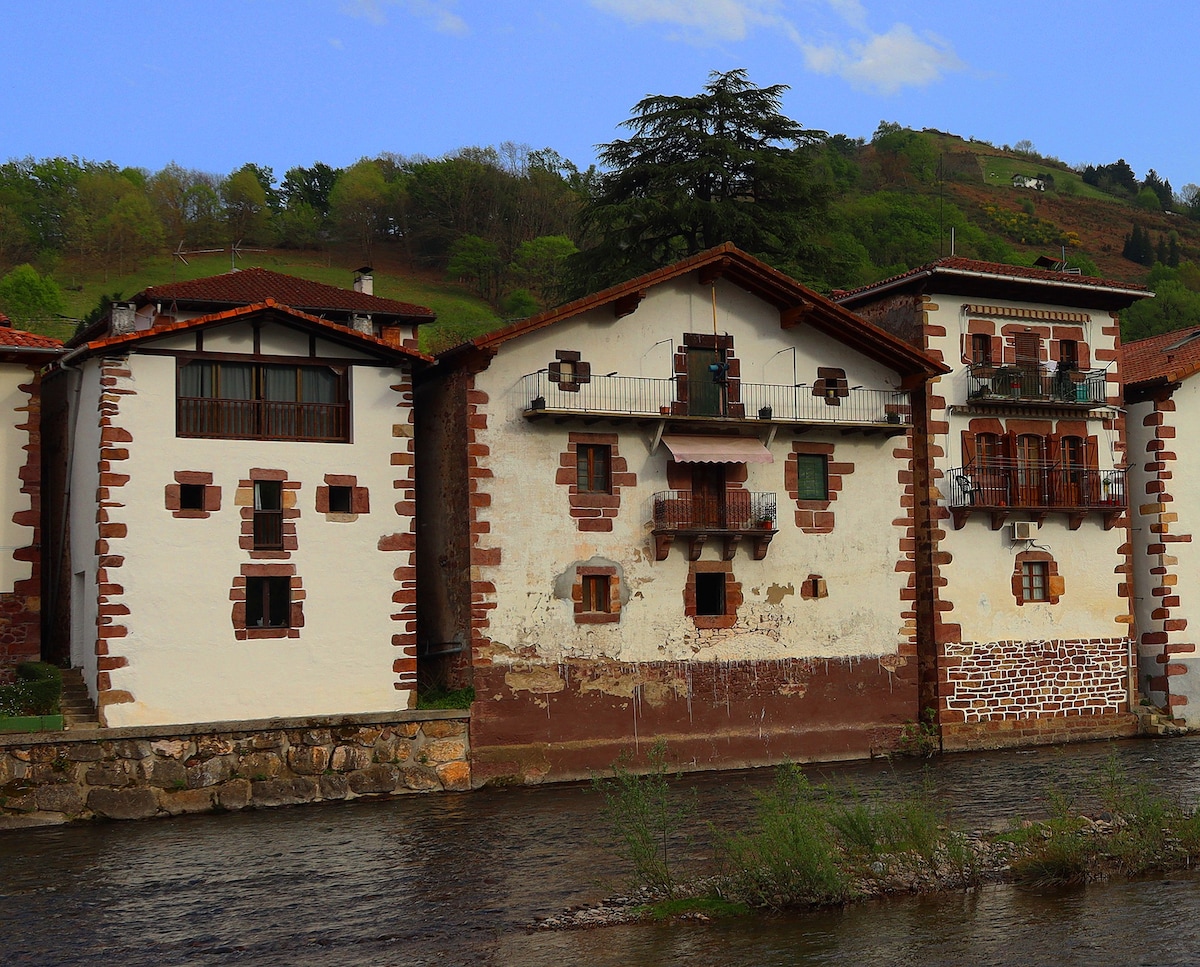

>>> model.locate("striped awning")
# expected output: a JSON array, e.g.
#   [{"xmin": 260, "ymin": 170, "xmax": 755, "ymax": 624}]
[{"xmin": 662, "ymin": 435, "xmax": 773, "ymax": 464}]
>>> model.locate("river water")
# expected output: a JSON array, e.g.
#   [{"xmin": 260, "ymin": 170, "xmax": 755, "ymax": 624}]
[{"xmin": 4, "ymin": 736, "xmax": 1200, "ymax": 966}]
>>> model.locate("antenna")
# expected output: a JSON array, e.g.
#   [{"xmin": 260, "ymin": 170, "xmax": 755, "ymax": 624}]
[
  {"xmin": 172, "ymin": 239, "xmax": 224, "ymax": 266},
  {"xmin": 229, "ymin": 239, "xmax": 267, "ymax": 271}
]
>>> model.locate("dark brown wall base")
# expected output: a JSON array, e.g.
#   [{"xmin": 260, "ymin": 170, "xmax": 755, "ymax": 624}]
[
  {"xmin": 469, "ymin": 656, "xmax": 919, "ymax": 785},
  {"xmin": 941, "ymin": 712, "xmax": 1138, "ymax": 752}
]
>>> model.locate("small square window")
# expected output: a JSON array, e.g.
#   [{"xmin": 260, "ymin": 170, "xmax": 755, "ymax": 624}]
[
  {"xmin": 1021, "ymin": 561, "xmax": 1049, "ymax": 602},
  {"xmin": 581, "ymin": 574, "xmax": 610, "ymax": 613},
  {"xmin": 328, "ymin": 485, "xmax": 353, "ymax": 514},
  {"xmin": 695, "ymin": 572, "xmax": 727, "ymax": 616},
  {"xmin": 971, "ymin": 333, "xmax": 992, "ymax": 365},
  {"xmin": 794, "ymin": 454, "xmax": 829, "ymax": 501},
  {"xmin": 245, "ymin": 576, "xmax": 291, "ymax": 628},
  {"xmin": 576, "ymin": 444, "xmax": 612, "ymax": 494},
  {"xmin": 179, "ymin": 483, "xmax": 206, "ymax": 511}
]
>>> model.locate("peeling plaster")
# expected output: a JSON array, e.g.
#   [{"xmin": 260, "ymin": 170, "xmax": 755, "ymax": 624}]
[{"xmin": 764, "ymin": 583, "xmax": 796, "ymax": 606}]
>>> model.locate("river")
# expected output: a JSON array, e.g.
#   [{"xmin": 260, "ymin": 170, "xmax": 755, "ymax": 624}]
[{"xmin": 4, "ymin": 736, "xmax": 1200, "ymax": 966}]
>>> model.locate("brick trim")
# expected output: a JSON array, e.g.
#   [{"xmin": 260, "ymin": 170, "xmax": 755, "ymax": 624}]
[
  {"xmin": 165, "ymin": 470, "xmax": 220, "ymax": 519},
  {"xmin": 380, "ymin": 373, "xmax": 418, "ymax": 697},
  {"xmin": 1012, "ymin": 549, "xmax": 1063, "ymax": 605},
  {"xmin": 556, "ymin": 432, "xmax": 636, "ymax": 532},
  {"xmin": 573, "ymin": 566, "xmax": 621, "ymax": 624},
  {"xmin": 785, "ymin": 442, "xmax": 854, "ymax": 533},
  {"xmin": 238, "ymin": 470, "xmax": 299, "ymax": 559},
  {"xmin": 548, "ymin": 349, "xmax": 591, "ymax": 392},
  {"xmin": 673, "ymin": 333, "xmax": 744, "ymax": 417},
  {"xmin": 812, "ymin": 366, "xmax": 848, "ymax": 406},
  {"xmin": 316, "ymin": 473, "xmax": 370, "ymax": 517}
]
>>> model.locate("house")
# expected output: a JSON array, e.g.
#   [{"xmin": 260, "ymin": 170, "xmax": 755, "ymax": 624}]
[
  {"xmin": 416, "ymin": 244, "xmax": 947, "ymax": 784},
  {"xmin": 42, "ymin": 276, "xmax": 434, "ymax": 727},
  {"xmin": 0, "ymin": 315, "xmax": 63, "ymax": 681},
  {"xmin": 1012, "ymin": 175, "xmax": 1045, "ymax": 191},
  {"xmin": 837, "ymin": 258, "xmax": 1150, "ymax": 750},
  {"xmin": 1122, "ymin": 326, "xmax": 1200, "ymax": 727}
]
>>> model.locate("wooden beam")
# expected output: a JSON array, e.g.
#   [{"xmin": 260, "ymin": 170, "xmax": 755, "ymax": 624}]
[
  {"xmin": 780, "ymin": 303, "xmax": 814, "ymax": 329},
  {"xmin": 613, "ymin": 290, "xmax": 646, "ymax": 319}
]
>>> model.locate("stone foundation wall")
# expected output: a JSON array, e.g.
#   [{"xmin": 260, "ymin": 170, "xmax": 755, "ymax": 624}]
[{"xmin": 0, "ymin": 710, "xmax": 469, "ymax": 828}]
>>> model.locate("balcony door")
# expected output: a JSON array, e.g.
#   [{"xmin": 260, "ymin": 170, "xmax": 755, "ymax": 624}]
[
  {"xmin": 691, "ymin": 464, "xmax": 726, "ymax": 527},
  {"xmin": 1015, "ymin": 332, "xmax": 1042, "ymax": 398},
  {"xmin": 1015, "ymin": 434, "xmax": 1046, "ymax": 506},
  {"xmin": 687, "ymin": 347, "xmax": 725, "ymax": 416},
  {"xmin": 1061, "ymin": 435, "xmax": 1088, "ymax": 506}
]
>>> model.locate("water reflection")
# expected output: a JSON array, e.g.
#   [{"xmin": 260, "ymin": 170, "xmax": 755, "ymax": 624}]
[{"xmin": 2, "ymin": 737, "xmax": 1200, "ymax": 966}]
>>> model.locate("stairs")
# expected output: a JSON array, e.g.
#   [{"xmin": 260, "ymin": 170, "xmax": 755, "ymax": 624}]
[
  {"xmin": 59, "ymin": 668, "xmax": 100, "ymax": 730},
  {"xmin": 1136, "ymin": 706, "xmax": 1188, "ymax": 737}
]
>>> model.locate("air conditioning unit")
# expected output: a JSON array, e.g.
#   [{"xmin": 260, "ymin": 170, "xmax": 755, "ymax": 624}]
[{"xmin": 1010, "ymin": 521, "xmax": 1038, "ymax": 541}]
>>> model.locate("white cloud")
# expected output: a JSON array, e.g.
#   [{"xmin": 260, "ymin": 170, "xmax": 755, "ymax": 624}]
[
  {"xmin": 592, "ymin": 0, "xmax": 965, "ymax": 93},
  {"xmin": 804, "ymin": 24, "xmax": 963, "ymax": 94},
  {"xmin": 342, "ymin": 0, "xmax": 467, "ymax": 35}
]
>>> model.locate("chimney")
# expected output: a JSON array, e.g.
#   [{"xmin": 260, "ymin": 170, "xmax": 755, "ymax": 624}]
[
  {"xmin": 350, "ymin": 313, "xmax": 373, "ymax": 335},
  {"xmin": 354, "ymin": 266, "xmax": 373, "ymax": 296},
  {"xmin": 110, "ymin": 302, "xmax": 138, "ymax": 336}
]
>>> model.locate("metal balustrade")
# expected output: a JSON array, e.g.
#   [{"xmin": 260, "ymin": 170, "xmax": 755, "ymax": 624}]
[
  {"xmin": 966, "ymin": 364, "xmax": 1107, "ymax": 406},
  {"xmin": 178, "ymin": 398, "xmax": 350, "ymax": 442},
  {"xmin": 652, "ymin": 490, "xmax": 778, "ymax": 531},
  {"xmin": 520, "ymin": 372, "xmax": 908, "ymax": 426},
  {"xmin": 947, "ymin": 464, "xmax": 1127, "ymax": 511}
]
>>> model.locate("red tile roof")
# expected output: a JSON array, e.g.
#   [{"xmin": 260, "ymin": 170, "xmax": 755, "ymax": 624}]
[
  {"xmin": 1121, "ymin": 326, "xmax": 1200, "ymax": 387},
  {"xmin": 79, "ymin": 300, "xmax": 432, "ymax": 364},
  {"xmin": 0, "ymin": 314, "xmax": 65, "ymax": 353},
  {"xmin": 447, "ymin": 242, "xmax": 948, "ymax": 381},
  {"xmin": 834, "ymin": 256, "xmax": 1150, "ymax": 302},
  {"xmin": 139, "ymin": 267, "xmax": 435, "ymax": 320}
]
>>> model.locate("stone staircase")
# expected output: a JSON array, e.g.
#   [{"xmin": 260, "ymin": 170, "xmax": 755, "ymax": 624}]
[
  {"xmin": 1136, "ymin": 706, "xmax": 1188, "ymax": 737},
  {"xmin": 59, "ymin": 668, "xmax": 100, "ymax": 731}
]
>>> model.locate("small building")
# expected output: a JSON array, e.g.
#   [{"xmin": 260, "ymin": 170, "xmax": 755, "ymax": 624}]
[
  {"xmin": 417, "ymin": 244, "xmax": 947, "ymax": 783},
  {"xmin": 43, "ymin": 275, "xmax": 433, "ymax": 727},
  {"xmin": 1123, "ymin": 326, "xmax": 1200, "ymax": 726},
  {"xmin": 0, "ymin": 315, "xmax": 63, "ymax": 680},
  {"xmin": 1012, "ymin": 175, "xmax": 1045, "ymax": 191},
  {"xmin": 837, "ymin": 258, "xmax": 1150, "ymax": 750}
]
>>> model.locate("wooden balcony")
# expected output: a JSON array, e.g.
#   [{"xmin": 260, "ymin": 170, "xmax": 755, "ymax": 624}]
[
  {"xmin": 946, "ymin": 464, "xmax": 1126, "ymax": 530},
  {"xmin": 651, "ymin": 490, "xmax": 777, "ymax": 560},
  {"xmin": 965, "ymin": 363, "xmax": 1108, "ymax": 409},
  {"xmin": 521, "ymin": 373, "xmax": 909, "ymax": 434},
  {"xmin": 178, "ymin": 397, "xmax": 350, "ymax": 442}
]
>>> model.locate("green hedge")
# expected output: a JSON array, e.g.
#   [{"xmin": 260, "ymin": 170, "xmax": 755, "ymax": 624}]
[{"xmin": 0, "ymin": 662, "xmax": 62, "ymax": 716}]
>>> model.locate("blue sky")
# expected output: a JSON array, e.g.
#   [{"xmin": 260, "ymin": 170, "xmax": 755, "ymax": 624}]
[{"xmin": 5, "ymin": 1, "xmax": 1197, "ymax": 191}]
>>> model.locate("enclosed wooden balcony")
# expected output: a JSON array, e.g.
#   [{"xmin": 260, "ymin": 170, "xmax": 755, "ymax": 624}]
[
  {"xmin": 965, "ymin": 363, "xmax": 1108, "ymax": 408},
  {"xmin": 946, "ymin": 463, "xmax": 1126, "ymax": 530},
  {"xmin": 178, "ymin": 398, "xmax": 350, "ymax": 442},
  {"xmin": 520, "ymin": 373, "xmax": 909, "ymax": 434},
  {"xmin": 651, "ymin": 490, "xmax": 778, "ymax": 560}
]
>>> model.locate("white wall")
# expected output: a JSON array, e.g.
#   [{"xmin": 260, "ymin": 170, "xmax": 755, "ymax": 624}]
[{"xmin": 0, "ymin": 363, "xmax": 33, "ymax": 591}]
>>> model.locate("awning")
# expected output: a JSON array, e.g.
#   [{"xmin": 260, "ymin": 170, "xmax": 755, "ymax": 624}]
[{"xmin": 662, "ymin": 435, "xmax": 774, "ymax": 464}]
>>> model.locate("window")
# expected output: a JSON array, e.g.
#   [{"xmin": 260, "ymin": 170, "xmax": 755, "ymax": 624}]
[
  {"xmin": 794, "ymin": 454, "xmax": 828, "ymax": 501},
  {"xmin": 576, "ymin": 444, "xmax": 612, "ymax": 494},
  {"xmin": 813, "ymin": 367, "xmax": 848, "ymax": 407},
  {"xmin": 328, "ymin": 485, "xmax": 353, "ymax": 514},
  {"xmin": 245, "ymin": 576, "xmax": 291, "ymax": 628},
  {"xmin": 971, "ymin": 333, "xmax": 992, "ymax": 365},
  {"xmin": 178, "ymin": 360, "xmax": 348, "ymax": 442},
  {"xmin": 548, "ymin": 350, "xmax": 590, "ymax": 393},
  {"xmin": 581, "ymin": 575, "xmax": 610, "ymax": 613},
  {"xmin": 695, "ymin": 572, "xmax": 726, "ymax": 616},
  {"xmin": 1059, "ymin": 339, "xmax": 1079, "ymax": 370},
  {"xmin": 179, "ymin": 483, "xmax": 206, "ymax": 511},
  {"xmin": 254, "ymin": 480, "xmax": 283, "ymax": 550},
  {"xmin": 1021, "ymin": 561, "xmax": 1049, "ymax": 602}
]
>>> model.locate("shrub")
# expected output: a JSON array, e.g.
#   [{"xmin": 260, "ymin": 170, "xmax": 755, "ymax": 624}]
[
  {"xmin": 415, "ymin": 685, "xmax": 475, "ymax": 710},
  {"xmin": 0, "ymin": 662, "xmax": 62, "ymax": 716}
]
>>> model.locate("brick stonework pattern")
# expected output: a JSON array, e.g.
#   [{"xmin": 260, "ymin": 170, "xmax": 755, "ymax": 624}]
[
  {"xmin": 237, "ymin": 470, "xmax": 299, "ymax": 559},
  {"xmin": 93, "ymin": 359, "xmax": 136, "ymax": 722},
  {"xmin": 230, "ymin": 564, "xmax": 305, "ymax": 639},
  {"xmin": 164, "ymin": 470, "xmax": 220, "ymax": 519},
  {"xmin": 892, "ymin": 423, "xmax": 920, "ymax": 661},
  {"xmin": 1137, "ymin": 393, "xmax": 1194, "ymax": 709},
  {"xmin": 465, "ymin": 376, "xmax": 500, "ymax": 665},
  {"xmin": 0, "ymin": 369, "xmax": 44, "ymax": 681},
  {"xmin": 381, "ymin": 373, "xmax": 419, "ymax": 695},
  {"xmin": 556, "ymin": 432, "xmax": 636, "ymax": 532},
  {"xmin": 940, "ymin": 637, "xmax": 1130, "ymax": 722},
  {"xmin": 784, "ymin": 442, "xmax": 855, "ymax": 533}
]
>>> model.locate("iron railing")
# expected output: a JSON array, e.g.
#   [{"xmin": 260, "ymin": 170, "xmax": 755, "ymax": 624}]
[
  {"xmin": 178, "ymin": 398, "xmax": 350, "ymax": 442},
  {"xmin": 652, "ymin": 490, "xmax": 778, "ymax": 531},
  {"xmin": 520, "ymin": 373, "xmax": 908, "ymax": 425},
  {"xmin": 966, "ymin": 364, "xmax": 1107, "ymax": 406},
  {"xmin": 947, "ymin": 464, "xmax": 1127, "ymax": 510}
]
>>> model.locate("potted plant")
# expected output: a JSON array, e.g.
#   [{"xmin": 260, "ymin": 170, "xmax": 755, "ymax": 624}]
[{"xmin": 758, "ymin": 515, "xmax": 774, "ymax": 530}]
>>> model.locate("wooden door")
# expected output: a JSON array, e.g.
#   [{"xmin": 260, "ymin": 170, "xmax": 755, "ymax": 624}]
[
  {"xmin": 1015, "ymin": 332, "xmax": 1042, "ymax": 398},
  {"xmin": 691, "ymin": 464, "xmax": 726, "ymax": 527},
  {"xmin": 687, "ymin": 347, "xmax": 725, "ymax": 416},
  {"xmin": 1015, "ymin": 434, "xmax": 1045, "ymax": 506}
]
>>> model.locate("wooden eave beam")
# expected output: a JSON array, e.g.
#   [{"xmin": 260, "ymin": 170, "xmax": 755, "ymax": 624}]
[
  {"xmin": 780, "ymin": 303, "xmax": 815, "ymax": 329},
  {"xmin": 613, "ymin": 290, "xmax": 646, "ymax": 319}
]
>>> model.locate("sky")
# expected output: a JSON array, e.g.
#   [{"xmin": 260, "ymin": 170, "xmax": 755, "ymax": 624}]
[{"xmin": 4, "ymin": 0, "xmax": 1198, "ymax": 191}]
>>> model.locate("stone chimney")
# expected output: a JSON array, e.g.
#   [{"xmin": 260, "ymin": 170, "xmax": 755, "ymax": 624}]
[
  {"xmin": 354, "ymin": 267, "xmax": 373, "ymax": 297},
  {"xmin": 110, "ymin": 302, "xmax": 138, "ymax": 336},
  {"xmin": 350, "ymin": 313, "xmax": 373, "ymax": 336}
]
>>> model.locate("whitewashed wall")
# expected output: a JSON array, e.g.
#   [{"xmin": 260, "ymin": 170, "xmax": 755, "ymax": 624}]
[{"xmin": 0, "ymin": 363, "xmax": 33, "ymax": 592}]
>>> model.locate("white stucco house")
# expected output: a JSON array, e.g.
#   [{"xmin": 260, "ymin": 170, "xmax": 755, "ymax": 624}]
[
  {"xmin": 1123, "ymin": 326, "xmax": 1200, "ymax": 726},
  {"xmin": 0, "ymin": 315, "xmax": 63, "ymax": 680},
  {"xmin": 838, "ymin": 257, "xmax": 1150, "ymax": 750},
  {"xmin": 44, "ymin": 282, "xmax": 433, "ymax": 727},
  {"xmin": 416, "ymin": 243, "xmax": 947, "ymax": 783}
]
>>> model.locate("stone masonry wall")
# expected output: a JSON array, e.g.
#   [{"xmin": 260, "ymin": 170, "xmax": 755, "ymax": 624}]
[{"xmin": 0, "ymin": 711, "xmax": 469, "ymax": 828}]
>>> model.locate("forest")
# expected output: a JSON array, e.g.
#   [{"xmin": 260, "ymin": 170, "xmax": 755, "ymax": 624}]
[{"xmin": 2, "ymin": 70, "xmax": 1199, "ymax": 349}]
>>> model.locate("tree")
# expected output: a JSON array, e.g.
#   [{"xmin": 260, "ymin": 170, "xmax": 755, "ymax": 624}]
[
  {"xmin": 569, "ymin": 69, "xmax": 829, "ymax": 294},
  {"xmin": 1123, "ymin": 223, "xmax": 1154, "ymax": 265},
  {"xmin": 328, "ymin": 159, "xmax": 390, "ymax": 262},
  {"xmin": 222, "ymin": 165, "xmax": 272, "ymax": 244},
  {"xmin": 281, "ymin": 163, "xmax": 340, "ymax": 217},
  {"xmin": 445, "ymin": 234, "xmax": 502, "ymax": 302},
  {"xmin": 509, "ymin": 234, "xmax": 577, "ymax": 306},
  {"xmin": 0, "ymin": 264, "xmax": 67, "ymax": 325}
]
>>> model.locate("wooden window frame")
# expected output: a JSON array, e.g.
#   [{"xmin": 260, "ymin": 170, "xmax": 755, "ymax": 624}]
[
  {"xmin": 253, "ymin": 480, "xmax": 284, "ymax": 550},
  {"xmin": 1012, "ymin": 550, "xmax": 1062, "ymax": 605},
  {"xmin": 245, "ymin": 575, "xmax": 292, "ymax": 629},
  {"xmin": 576, "ymin": 443, "xmax": 612, "ymax": 495},
  {"xmin": 574, "ymin": 566, "xmax": 620, "ymax": 624}
]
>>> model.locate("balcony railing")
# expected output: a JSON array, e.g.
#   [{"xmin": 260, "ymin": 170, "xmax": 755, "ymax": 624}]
[
  {"xmin": 966, "ymin": 364, "xmax": 1107, "ymax": 407},
  {"xmin": 178, "ymin": 397, "xmax": 350, "ymax": 442},
  {"xmin": 946, "ymin": 463, "xmax": 1126, "ymax": 529},
  {"xmin": 651, "ymin": 490, "xmax": 778, "ymax": 560},
  {"xmin": 520, "ymin": 373, "xmax": 908, "ymax": 427}
]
